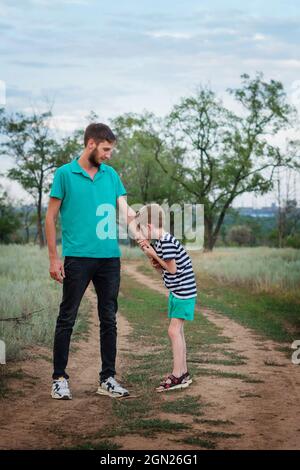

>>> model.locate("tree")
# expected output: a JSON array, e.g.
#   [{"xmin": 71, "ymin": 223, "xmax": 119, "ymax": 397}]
[
  {"xmin": 155, "ymin": 73, "xmax": 296, "ymax": 250},
  {"xmin": 110, "ymin": 112, "xmax": 187, "ymax": 206},
  {"xmin": 19, "ymin": 204, "xmax": 35, "ymax": 244},
  {"xmin": 0, "ymin": 109, "xmax": 81, "ymax": 247},
  {"xmin": 0, "ymin": 187, "xmax": 21, "ymax": 243}
]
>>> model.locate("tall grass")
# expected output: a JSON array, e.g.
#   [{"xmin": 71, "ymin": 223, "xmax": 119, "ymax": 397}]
[
  {"xmin": 191, "ymin": 247, "xmax": 300, "ymax": 295},
  {"xmin": 0, "ymin": 244, "xmax": 89, "ymax": 361}
]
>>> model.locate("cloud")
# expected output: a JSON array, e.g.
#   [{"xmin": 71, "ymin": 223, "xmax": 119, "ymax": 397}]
[
  {"xmin": 9, "ymin": 60, "xmax": 79, "ymax": 69},
  {"xmin": 253, "ymin": 33, "xmax": 267, "ymax": 41},
  {"xmin": 146, "ymin": 31, "xmax": 193, "ymax": 40}
]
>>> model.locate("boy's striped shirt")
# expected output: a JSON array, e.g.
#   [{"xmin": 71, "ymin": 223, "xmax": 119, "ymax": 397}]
[{"xmin": 153, "ymin": 232, "xmax": 197, "ymax": 299}]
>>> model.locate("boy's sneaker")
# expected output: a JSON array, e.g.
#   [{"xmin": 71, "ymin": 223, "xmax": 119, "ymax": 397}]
[
  {"xmin": 96, "ymin": 377, "xmax": 129, "ymax": 398},
  {"xmin": 182, "ymin": 371, "xmax": 192, "ymax": 385},
  {"xmin": 156, "ymin": 373, "xmax": 190, "ymax": 393},
  {"xmin": 51, "ymin": 377, "xmax": 72, "ymax": 400}
]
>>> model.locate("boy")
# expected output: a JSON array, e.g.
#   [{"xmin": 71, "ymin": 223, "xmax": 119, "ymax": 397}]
[{"xmin": 135, "ymin": 204, "xmax": 197, "ymax": 392}]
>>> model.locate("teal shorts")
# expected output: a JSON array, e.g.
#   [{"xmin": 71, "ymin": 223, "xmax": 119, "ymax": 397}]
[{"xmin": 168, "ymin": 292, "xmax": 196, "ymax": 321}]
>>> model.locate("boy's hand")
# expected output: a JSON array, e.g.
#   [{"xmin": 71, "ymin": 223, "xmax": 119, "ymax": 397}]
[
  {"xmin": 137, "ymin": 239, "xmax": 150, "ymax": 249},
  {"xmin": 150, "ymin": 258, "xmax": 163, "ymax": 271},
  {"xmin": 142, "ymin": 244, "xmax": 156, "ymax": 259}
]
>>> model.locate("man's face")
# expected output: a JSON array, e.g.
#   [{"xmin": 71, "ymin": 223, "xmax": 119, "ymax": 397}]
[{"xmin": 88, "ymin": 139, "xmax": 115, "ymax": 167}]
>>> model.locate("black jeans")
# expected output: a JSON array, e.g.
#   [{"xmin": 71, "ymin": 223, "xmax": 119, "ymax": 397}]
[{"xmin": 52, "ymin": 257, "xmax": 121, "ymax": 382}]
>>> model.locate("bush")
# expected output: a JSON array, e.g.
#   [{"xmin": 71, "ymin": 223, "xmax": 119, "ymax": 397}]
[
  {"xmin": 286, "ymin": 234, "xmax": 300, "ymax": 249},
  {"xmin": 226, "ymin": 225, "xmax": 255, "ymax": 246}
]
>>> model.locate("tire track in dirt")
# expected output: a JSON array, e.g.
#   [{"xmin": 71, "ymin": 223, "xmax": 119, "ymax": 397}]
[
  {"xmin": 123, "ymin": 261, "xmax": 300, "ymax": 450},
  {"xmin": 1, "ymin": 265, "xmax": 300, "ymax": 450},
  {"xmin": 0, "ymin": 285, "xmax": 132, "ymax": 450}
]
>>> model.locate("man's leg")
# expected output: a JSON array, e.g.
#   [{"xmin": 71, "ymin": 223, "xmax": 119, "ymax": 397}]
[
  {"xmin": 92, "ymin": 258, "xmax": 120, "ymax": 382},
  {"xmin": 52, "ymin": 257, "xmax": 95, "ymax": 379}
]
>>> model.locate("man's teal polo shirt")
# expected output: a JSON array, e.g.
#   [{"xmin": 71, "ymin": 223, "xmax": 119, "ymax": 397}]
[{"xmin": 49, "ymin": 157, "xmax": 126, "ymax": 258}]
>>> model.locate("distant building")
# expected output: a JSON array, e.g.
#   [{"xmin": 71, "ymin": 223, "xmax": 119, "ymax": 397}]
[{"xmin": 237, "ymin": 203, "xmax": 278, "ymax": 218}]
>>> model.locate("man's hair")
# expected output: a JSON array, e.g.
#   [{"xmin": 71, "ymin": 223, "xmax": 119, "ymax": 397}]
[
  {"xmin": 135, "ymin": 204, "xmax": 165, "ymax": 230},
  {"xmin": 84, "ymin": 123, "xmax": 117, "ymax": 147}
]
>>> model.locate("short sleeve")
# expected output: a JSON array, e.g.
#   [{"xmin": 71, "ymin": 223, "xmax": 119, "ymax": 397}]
[
  {"xmin": 115, "ymin": 174, "xmax": 127, "ymax": 198},
  {"xmin": 160, "ymin": 239, "xmax": 177, "ymax": 260},
  {"xmin": 50, "ymin": 168, "xmax": 65, "ymax": 200}
]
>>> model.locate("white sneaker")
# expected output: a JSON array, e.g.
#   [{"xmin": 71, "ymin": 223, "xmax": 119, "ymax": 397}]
[
  {"xmin": 51, "ymin": 377, "xmax": 72, "ymax": 400},
  {"xmin": 96, "ymin": 377, "xmax": 129, "ymax": 398}
]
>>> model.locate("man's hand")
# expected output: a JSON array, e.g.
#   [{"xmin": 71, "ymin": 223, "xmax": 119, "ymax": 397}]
[{"xmin": 49, "ymin": 258, "xmax": 65, "ymax": 284}]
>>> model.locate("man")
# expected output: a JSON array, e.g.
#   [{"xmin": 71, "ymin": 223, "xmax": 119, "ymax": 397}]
[{"xmin": 45, "ymin": 123, "xmax": 135, "ymax": 399}]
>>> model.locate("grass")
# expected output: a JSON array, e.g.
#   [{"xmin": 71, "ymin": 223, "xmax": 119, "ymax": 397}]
[
  {"xmin": 180, "ymin": 436, "xmax": 216, "ymax": 449},
  {"xmin": 137, "ymin": 248, "xmax": 300, "ymax": 342},
  {"xmin": 192, "ymin": 247, "xmax": 300, "ymax": 294},
  {"xmin": 114, "ymin": 272, "xmax": 263, "ymax": 447},
  {"xmin": 0, "ymin": 244, "xmax": 90, "ymax": 361},
  {"xmin": 128, "ymin": 418, "xmax": 190, "ymax": 433},
  {"xmin": 65, "ymin": 440, "xmax": 122, "ymax": 450},
  {"xmin": 160, "ymin": 395, "xmax": 205, "ymax": 416},
  {"xmin": 188, "ymin": 357, "xmax": 246, "ymax": 366},
  {"xmin": 195, "ymin": 367, "xmax": 264, "ymax": 383},
  {"xmin": 0, "ymin": 368, "xmax": 25, "ymax": 398},
  {"xmin": 194, "ymin": 418, "xmax": 234, "ymax": 426},
  {"xmin": 188, "ymin": 248, "xmax": 300, "ymax": 343},
  {"xmin": 199, "ymin": 431, "xmax": 243, "ymax": 439},
  {"xmin": 0, "ymin": 244, "xmax": 91, "ymax": 398},
  {"xmin": 264, "ymin": 360, "xmax": 285, "ymax": 367}
]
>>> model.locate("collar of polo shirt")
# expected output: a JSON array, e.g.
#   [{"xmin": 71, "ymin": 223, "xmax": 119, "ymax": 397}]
[{"xmin": 71, "ymin": 156, "xmax": 106, "ymax": 177}]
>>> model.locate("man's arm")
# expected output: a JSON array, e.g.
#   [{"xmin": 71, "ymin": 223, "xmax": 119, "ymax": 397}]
[
  {"xmin": 45, "ymin": 197, "xmax": 65, "ymax": 284},
  {"xmin": 117, "ymin": 195, "xmax": 142, "ymax": 241}
]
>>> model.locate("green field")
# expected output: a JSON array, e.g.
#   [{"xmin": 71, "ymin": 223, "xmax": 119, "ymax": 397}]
[
  {"xmin": 192, "ymin": 248, "xmax": 300, "ymax": 343},
  {"xmin": 137, "ymin": 247, "xmax": 300, "ymax": 343},
  {"xmin": 1, "ymin": 244, "xmax": 299, "ymax": 398},
  {"xmin": 0, "ymin": 244, "xmax": 90, "ymax": 362}
]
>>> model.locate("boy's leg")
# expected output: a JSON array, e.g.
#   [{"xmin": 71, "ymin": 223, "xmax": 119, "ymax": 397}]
[
  {"xmin": 92, "ymin": 258, "xmax": 120, "ymax": 382},
  {"xmin": 180, "ymin": 323, "xmax": 188, "ymax": 374},
  {"xmin": 52, "ymin": 257, "xmax": 95, "ymax": 379},
  {"xmin": 168, "ymin": 318, "xmax": 185, "ymax": 377}
]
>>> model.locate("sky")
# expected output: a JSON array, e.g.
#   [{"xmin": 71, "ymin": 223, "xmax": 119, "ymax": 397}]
[{"xmin": 0, "ymin": 0, "xmax": 300, "ymax": 206}]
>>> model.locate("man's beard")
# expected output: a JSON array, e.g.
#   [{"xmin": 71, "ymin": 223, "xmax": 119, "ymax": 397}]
[{"xmin": 88, "ymin": 149, "xmax": 101, "ymax": 168}]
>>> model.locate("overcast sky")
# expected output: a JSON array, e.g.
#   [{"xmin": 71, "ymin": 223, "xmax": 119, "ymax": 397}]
[{"xmin": 1, "ymin": 0, "xmax": 300, "ymax": 206}]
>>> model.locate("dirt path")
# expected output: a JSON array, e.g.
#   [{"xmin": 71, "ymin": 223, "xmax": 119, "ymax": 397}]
[
  {"xmin": 1, "ymin": 263, "xmax": 300, "ymax": 450},
  {"xmin": 0, "ymin": 285, "xmax": 132, "ymax": 450},
  {"xmin": 123, "ymin": 262, "xmax": 300, "ymax": 450}
]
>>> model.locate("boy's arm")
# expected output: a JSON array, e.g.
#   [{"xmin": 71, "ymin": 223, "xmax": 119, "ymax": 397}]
[
  {"xmin": 149, "ymin": 257, "xmax": 163, "ymax": 273},
  {"xmin": 139, "ymin": 242, "xmax": 177, "ymax": 274}
]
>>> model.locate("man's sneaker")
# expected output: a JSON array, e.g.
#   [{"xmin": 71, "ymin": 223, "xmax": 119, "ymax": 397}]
[
  {"xmin": 96, "ymin": 377, "xmax": 129, "ymax": 398},
  {"xmin": 156, "ymin": 373, "xmax": 190, "ymax": 393},
  {"xmin": 51, "ymin": 377, "xmax": 72, "ymax": 400}
]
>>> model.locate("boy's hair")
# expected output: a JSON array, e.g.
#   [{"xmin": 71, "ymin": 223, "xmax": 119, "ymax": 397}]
[
  {"xmin": 84, "ymin": 123, "xmax": 117, "ymax": 147},
  {"xmin": 135, "ymin": 204, "xmax": 165, "ymax": 230}
]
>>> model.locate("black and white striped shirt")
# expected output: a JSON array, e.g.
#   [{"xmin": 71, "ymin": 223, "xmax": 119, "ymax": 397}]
[{"xmin": 153, "ymin": 232, "xmax": 197, "ymax": 299}]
